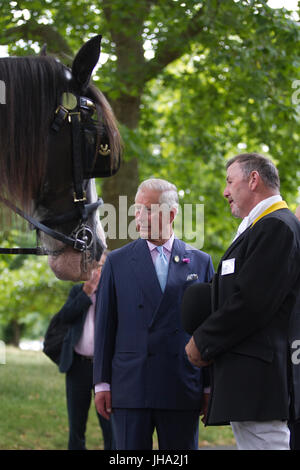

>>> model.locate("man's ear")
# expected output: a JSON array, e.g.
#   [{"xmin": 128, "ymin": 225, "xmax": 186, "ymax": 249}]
[
  {"xmin": 248, "ymin": 170, "xmax": 260, "ymax": 191},
  {"xmin": 72, "ymin": 35, "xmax": 102, "ymax": 93},
  {"xmin": 170, "ymin": 208, "xmax": 177, "ymax": 225}
]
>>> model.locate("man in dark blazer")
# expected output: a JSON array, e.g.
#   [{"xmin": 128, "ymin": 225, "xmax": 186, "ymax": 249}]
[
  {"xmin": 58, "ymin": 253, "xmax": 115, "ymax": 450},
  {"xmin": 185, "ymin": 153, "xmax": 300, "ymax": 450},
  {"xmin": 288, "ymin": 205, "xmax": 300, "ymax": 450},
  {"xmin": 93, "ymin": 178, "xmax": 214, "ymax": 450}
]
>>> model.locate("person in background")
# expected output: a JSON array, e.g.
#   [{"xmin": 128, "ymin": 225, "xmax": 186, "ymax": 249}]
[
  {"xmin": 93, "ymin": 178, "xmax": 214, "ymax": 450},
  {"xmin": 289, "ymin": 204, "xmax": 300, "ymax": 450},
  {"xmin": 58, "ymin": 251, "xmax": 115, "ymax": 450},
  {"xmin": 185, "ymin": 154, "xmax": 300, "ymax": 450}
]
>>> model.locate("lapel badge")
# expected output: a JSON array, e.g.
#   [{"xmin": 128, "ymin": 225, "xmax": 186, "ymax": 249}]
[{"xmin": 174, "ymin": 255, "xmax": 180, "ymax": 263}]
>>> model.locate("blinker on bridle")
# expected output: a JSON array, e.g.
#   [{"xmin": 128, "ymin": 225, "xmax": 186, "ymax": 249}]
[{"xmin": 0, "ymin": 92, "xmax": 106, "ymax": 258}]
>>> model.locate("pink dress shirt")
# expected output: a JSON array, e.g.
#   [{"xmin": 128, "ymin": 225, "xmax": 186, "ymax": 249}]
[{"xmin": 74, "ymin": 292, "xmax": 96, "ymax": 357}]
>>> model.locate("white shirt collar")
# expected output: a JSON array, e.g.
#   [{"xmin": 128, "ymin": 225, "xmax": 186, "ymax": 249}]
[
  {"xmin": 233, "ymin": 195, "xmax": 282, "ymax": 241},
  {"xmin": 146, "ymin": 232, "xmax": 175, "ymax": 253}
]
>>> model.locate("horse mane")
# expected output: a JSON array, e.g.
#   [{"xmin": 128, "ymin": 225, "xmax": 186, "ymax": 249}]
[
  {"xmin": 0, "ymin": 56, "xmax": 67, "ymax": 209},
  {"xmin": 0, "ymin": 55, "xmax": 122, "ymax": 210}
]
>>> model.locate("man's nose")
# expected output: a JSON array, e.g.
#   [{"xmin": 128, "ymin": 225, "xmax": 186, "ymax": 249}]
[
  {"xmin": 223, "ymin": 186, "xmax": 229, "ymax": 198},
  {"xmin": 139, "ymin": 207, "xmax": 148, "ymax": 219}
]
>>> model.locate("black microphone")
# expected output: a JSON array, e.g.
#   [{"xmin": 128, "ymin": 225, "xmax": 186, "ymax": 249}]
[{"xmin": 181, "ymin": 283, "xmax": 212, "ymax": 335}]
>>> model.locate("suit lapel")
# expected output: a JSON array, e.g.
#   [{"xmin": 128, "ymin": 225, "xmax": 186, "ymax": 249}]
[
  {"xmin": 130, "ymin": 237, "xmax": 192, "ymax": 326},
  {"xmin": 163, "ymin": 237, "xmax": 185, "ymax": 296},
  {"xmin": 219, "ymin": 226, "xmax": 251, "ymax": 266},
  {"xmin": 149, "ymin": 237, "xmax": 186, "ymax": 327},
  {"xmin": 130, "ymin": 238, "xmax": 163, "ymax": 310}
]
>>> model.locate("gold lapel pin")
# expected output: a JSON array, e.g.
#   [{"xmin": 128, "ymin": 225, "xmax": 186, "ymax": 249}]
[{"xmin": 174, "ymin": 255, "xmax": 180, "ymax": 263}]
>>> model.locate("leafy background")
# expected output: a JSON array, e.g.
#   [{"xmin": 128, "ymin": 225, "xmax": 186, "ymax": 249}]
[{"xmin": 0, "ymin": 0, "xmax": 299, "ymax": 342}]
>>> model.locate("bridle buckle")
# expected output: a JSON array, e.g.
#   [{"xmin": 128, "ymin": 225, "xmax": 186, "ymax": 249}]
[
  {"xmin": 72, "ymin": 224, "xmax": 94, "ymax": 252},
  {"xmin": 73, "ymin": 191, "xmax": 87, "ymax": 203},
  {"xmin": 68, "ymin": 111, "xmax": 81, "ymax": 123}
]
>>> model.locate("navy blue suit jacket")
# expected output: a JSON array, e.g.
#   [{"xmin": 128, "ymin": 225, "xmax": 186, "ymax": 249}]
[{"xmin": 93, "ymin": 237, "xmax": 214, "ymax": 410}]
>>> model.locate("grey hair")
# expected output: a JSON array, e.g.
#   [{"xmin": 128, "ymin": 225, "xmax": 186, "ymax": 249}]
[
  {"xmin": 136, "ymin": 178, "xmax": 179, "ymax": 212},
  {"xmin": 226, "ymin": 153, "xmax": 280, "ymax": 191}
]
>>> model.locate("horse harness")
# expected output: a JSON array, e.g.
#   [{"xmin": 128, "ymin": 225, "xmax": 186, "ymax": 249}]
[{"xmin": 0, "ymin": 93, "xmax": 109, "ymax": 258}]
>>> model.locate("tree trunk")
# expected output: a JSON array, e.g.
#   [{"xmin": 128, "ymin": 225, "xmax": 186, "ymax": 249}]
[
  {"xmin": 101, "ymin": 95, "xmax": 141, "ymax": 250},
  {"xmin": 101, "ymin": 157, "xmax": 139, "ymax": 250},
  {"xmin": 100, "ymin": 2, "xmax": 149, "ymax": 249},
  {"xmin": 4, "ymin": 319, "xmax": 23, "ymax": 346}
]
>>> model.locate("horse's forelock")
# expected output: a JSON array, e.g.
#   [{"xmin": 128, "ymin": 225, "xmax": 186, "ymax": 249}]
[
  {"xmin": 0, "ymin": 56, "xmax": 69, "ymax": 209},
  {"xmin": 0, "ymin": 55, "xmax": 121, "ymax": 211}
]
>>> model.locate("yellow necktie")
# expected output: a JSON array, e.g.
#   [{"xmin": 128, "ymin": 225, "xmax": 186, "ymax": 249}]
[{"xmin": 251, "ymin": 201, "xmax": 288, "ymax": 228}]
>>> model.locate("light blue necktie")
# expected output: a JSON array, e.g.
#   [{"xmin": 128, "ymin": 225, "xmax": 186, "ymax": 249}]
[{"xmin": 155, "ymin": 245, "xmax": 169, "ymax": 292}]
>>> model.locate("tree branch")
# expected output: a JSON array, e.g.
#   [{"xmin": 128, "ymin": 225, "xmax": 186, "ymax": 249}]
[
  {"xmin": 142, "ymin": 4, "xmax": 206, "ymax": 84},
  {"xmin": 2, "ymin": 21, "xmax": 73, "ymax": 58}
]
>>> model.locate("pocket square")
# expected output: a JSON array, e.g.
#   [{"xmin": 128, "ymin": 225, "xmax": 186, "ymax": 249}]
[{"xmin": 186, "ymin": 273, "xmax": 198, "ymax": 281}]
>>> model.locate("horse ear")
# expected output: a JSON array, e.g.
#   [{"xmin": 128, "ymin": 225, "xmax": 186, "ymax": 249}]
[
  {"xmin": 72, "ymin": 35, "xmax": 102, "ymax": 92},
  {"xmin": 40, "ymin": 44, "xmax": 47, "ymax": 56}
]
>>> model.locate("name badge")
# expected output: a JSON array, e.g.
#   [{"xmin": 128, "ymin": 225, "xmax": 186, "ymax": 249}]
[{"xmin": 221, "ymin": 258, "xmax": 235, "ymax": 275}]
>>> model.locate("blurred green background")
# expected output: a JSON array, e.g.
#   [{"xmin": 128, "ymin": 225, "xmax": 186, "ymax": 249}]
[{"xmin": 0, "ymin": 0, "xmax": 299, "ymax": 449}]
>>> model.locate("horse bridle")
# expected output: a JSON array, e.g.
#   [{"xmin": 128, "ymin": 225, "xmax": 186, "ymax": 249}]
[{"xmin": 0, "ymin": 93, "xmax": 104, "ymax": 257}]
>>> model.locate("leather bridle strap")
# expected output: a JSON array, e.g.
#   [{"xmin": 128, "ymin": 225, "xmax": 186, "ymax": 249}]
[
  {"xmin": 70, "ymin": 111, "xmax": 87, "ymax": 215},
  {"xmin": 0, "ymin": 195, "xmax": 103, "ymax": 255},
  {"xmin": 41, "ymin": 199, "xmax": 103, "ymax": 227},
  {"xmin": 52, "ymin": 102, "xmax": 89, "ymax": 220},
  {"xmin": 0, "ymin": 95, "xmax": 102, "ymax": 256}
]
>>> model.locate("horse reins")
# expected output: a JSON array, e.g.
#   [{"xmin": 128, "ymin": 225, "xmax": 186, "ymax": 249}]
[
  {"xmin": 0, "ymin": 94, "xmax": 105, "ymax": 257},
  {"xmin": 0, "ymin": 195, "xmax": 103, "ymax": 255}
]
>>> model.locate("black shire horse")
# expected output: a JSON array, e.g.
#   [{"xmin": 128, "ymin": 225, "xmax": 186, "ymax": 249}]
[{"xmin": 0, "ymin": 35, "xmax": 122, "ymax": 281}]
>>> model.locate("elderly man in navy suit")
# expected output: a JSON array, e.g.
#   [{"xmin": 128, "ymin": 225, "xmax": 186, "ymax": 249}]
[{"xmin": 93, "ymin": 178, "xmax": 214, "ymax": 450}]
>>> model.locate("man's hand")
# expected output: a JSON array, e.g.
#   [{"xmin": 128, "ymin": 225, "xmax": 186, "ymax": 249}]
[
  {"xmin": 185, "ymin": 336, "xmax": 212, "ymax": 367},
  {"xmin": 95, "ymin": 391, "xmax": 112, "ymax": 420},
  {"xmin": 83, "ymin": 268, "xmax": 101, "ymax": 296}
]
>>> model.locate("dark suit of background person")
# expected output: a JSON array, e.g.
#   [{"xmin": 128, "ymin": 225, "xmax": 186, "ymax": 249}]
[
  {"xmin": 289, "ymin": 205, "xmax": 300, "ymax": 450},
  {"xmin": 58, "ymin": 255, "xmax": 115, "ymax": 450},
  {"xmin": 93, "ymin": 178, "xmax": 214, "ymax": 450},
  {"xmin": 185, "ymin": 154, "xmax": 300, "ymax": 450}
]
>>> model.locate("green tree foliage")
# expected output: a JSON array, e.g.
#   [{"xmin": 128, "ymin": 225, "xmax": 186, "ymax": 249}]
[
  {"xmin": 0, "ymin": 211, "xmax": 72, "ymax": 342},
  {"xmin": 0, "ymin": 249, "xmax": 72, "ymax": 343},
  {"xmin": 0, "ymin": 0, "xmax": 299, "ymax": 336}
]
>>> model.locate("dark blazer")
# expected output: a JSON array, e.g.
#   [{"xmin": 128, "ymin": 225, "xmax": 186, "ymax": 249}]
[
  {"xmin": 289, "ymin": 291, "xmax": 300, "ymax": 421},
  {"xmin": 193, "ymin": 208, "xmax": 300, "ymax": 425},
  {"xmin": 59, "ymin": 284, "xmax": 93, "ymax": 373},
  {"xmin": 93, "ymin": 237, "xmax": 214, "ymax": 410}
]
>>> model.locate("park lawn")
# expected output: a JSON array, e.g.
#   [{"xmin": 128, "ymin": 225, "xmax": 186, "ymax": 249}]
[{"xmin": 0, "ymin": 346, "xmax": 235, "ymax": 450}]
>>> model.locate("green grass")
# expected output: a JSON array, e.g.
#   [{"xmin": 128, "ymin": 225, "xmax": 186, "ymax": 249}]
[{"xmin": 0, "ymin": 347, "xmax": 235, "ymax": 450}]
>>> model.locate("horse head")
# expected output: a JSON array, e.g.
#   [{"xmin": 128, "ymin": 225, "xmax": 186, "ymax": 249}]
[{"xmin": 0, "ymin": 36, "xmax": 121, "ymax": 281}]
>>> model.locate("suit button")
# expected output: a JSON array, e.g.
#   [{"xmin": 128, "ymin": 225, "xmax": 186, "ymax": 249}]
[{"xmin": 138, "ymin": 304, "xmax": 143, "ymax": 309}]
